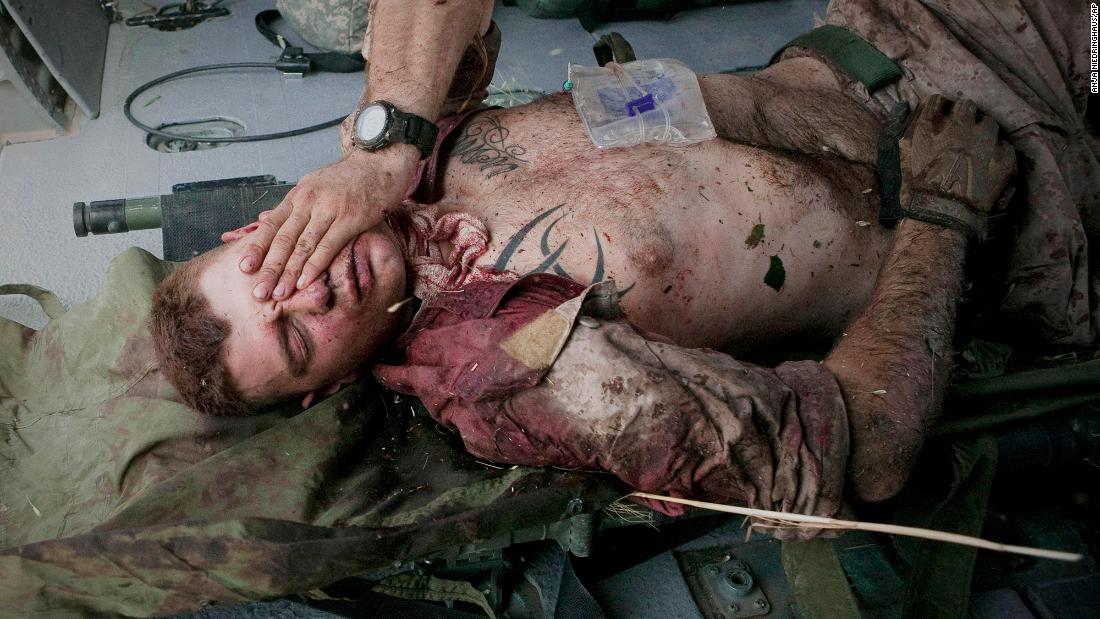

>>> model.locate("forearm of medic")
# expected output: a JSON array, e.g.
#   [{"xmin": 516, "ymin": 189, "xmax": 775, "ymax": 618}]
[{"xmin": 340, "ymin": 0, "xmax": 493, "ymax": 154}]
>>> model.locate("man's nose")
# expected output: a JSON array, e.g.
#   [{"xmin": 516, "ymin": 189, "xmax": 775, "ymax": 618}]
[{"xmin": 281, "ymin": 276, "xmax": 331, "ymax": 313}]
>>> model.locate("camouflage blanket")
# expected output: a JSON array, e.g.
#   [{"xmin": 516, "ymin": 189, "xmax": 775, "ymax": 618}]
[
  {"xmin": 0, "ymin": 248, "xmax": 620, "ymax": 617},
  {"xmin": 821, "ymin": 0, "xmax": 1099, "ymax": 347}
]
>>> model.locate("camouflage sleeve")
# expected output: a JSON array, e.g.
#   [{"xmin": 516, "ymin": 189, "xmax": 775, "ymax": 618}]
[
  {"xmin": 375, "ymin": 282, "xmax": 851, "ymax": 530},
  {"xmin": 276, "ymin": 0, "xmax": 369, "ymax": 56}
]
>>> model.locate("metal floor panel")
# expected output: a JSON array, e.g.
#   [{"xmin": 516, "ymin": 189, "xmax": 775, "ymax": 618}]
[
  {"xmin": 0, "ymin": 0, "xmax": 110, "ymax": 118},
  {"xmin": 0, "ymin": 0, "xmax": 825, "ymax": 329}
]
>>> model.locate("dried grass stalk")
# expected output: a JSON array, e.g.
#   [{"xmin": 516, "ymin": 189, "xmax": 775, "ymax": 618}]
[
  {"xmin": 604, "ymin": 499, "xmax": 658, "ymax": 528},
  {"xmin": 630, "ymin": 492, "xmax": 1083, "ymax": 562}
]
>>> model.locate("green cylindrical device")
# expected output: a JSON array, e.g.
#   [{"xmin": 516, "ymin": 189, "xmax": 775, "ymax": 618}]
[{"xmin": 73, "ymin": 196, "xmax": 162, "ymax": 237}]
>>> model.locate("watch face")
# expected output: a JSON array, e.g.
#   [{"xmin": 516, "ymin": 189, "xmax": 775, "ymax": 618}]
[{"xmin": 355, "ymin": 105, "xmax": 389, "ymax": 142}]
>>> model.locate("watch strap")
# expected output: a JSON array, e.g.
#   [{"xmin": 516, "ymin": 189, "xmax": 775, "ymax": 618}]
[
  {"xmin": 902, "ymin": 192, "xmax": 987, "ymax": 241},
  {"xmin": 389, "ymin": 108, "xmax": 439, "ymax": 159}
]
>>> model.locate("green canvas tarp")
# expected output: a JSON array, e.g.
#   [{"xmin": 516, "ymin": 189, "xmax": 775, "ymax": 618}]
[{"xmin": 0, "ymin": 248, "xmax": 622, "ymax": 617}]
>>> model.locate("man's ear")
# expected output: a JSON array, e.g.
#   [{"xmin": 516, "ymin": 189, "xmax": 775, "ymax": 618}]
[
  {"xmin": 299, "ymin": 371, "xmax": 359, "ymax": 409},
  {"xmin": 219, "ymin": 211, "xmax": 273, "ymax": 243},
  {"xmin": 220, "ymin": 221, "xmax": 261, "ymax": 244}
]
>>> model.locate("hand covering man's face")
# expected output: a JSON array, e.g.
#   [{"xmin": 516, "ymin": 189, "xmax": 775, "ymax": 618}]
[{"xmin": 198, "ymin": 223, "xmax": 407, "ymax": 403}]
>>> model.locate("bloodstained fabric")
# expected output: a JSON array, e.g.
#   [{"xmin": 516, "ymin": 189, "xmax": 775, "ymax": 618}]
[
  {"xmin": 374, "ymin": 275, "xmax": 851, "ymax": 530},
  {"xmin": 816, "ymin": 0, "xmax": 1100, "ymax": 346}
]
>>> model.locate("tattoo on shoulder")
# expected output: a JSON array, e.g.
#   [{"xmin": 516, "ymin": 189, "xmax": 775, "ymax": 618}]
[
  {"xmin": 452, "ymin": 115, "xmax": 529, "ymax": 179},
  {"xmin": 494, "ymin": 204, "xmax": 636, "ymax": 298}
]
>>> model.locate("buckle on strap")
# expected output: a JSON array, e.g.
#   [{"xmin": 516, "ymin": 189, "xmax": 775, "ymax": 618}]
[
  {"xmin": 276, "ymin": 46, "xmax": 311, "ymax": 77},
  {"xmin": 393, "ymin": 112, "xmax": 439, "ymax": 159}
]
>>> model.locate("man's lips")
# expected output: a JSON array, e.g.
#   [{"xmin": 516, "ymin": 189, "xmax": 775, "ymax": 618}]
[{"xmin": 326, "ymin": 233, "xmax": 376, "ymax": 305}]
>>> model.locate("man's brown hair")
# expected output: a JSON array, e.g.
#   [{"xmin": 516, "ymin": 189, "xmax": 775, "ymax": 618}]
[{"xmin": 149, "ymin": 254, "xmax": 250, "ymax": 416}]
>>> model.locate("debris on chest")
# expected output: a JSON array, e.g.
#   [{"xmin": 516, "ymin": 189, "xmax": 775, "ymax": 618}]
[
  {"xmin": 745, "ymin": 224, "xmax": 766, "ymax": 248},
  {"xmin": 764, "ymin": 255, "xmax": 786, "ymax": 291}
]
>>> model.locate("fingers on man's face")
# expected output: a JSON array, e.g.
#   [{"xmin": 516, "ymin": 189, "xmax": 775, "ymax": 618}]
[
  {"xmin": 252, "ymin": 205, "xmax": 308, "ymax": 300},
  {"xmin": 274, "ymin": 214, "xmax": 334, "ymax": 299},
  {"xmin": 299, "ymin": 226, "xmax": 356, "ymax": 292},
  {"xmin": 239, "ymin": 205, "xmax": 288, "ymax": 276}
]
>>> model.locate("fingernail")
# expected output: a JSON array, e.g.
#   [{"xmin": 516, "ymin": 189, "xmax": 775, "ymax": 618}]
[
  {"xmin": 273, "ymin": 283, "xmax": 286, "ymax": 298},
  {"xmin": 253, "ymin": 283, "xmax": 270, "ymax": 299},
  {"xmin": 296, "ymin": 275, "xmax": 307, "ymax": 289},
  {"xmin": 240, "ymin": 257, "xmax": 254, "ymax": 272}
]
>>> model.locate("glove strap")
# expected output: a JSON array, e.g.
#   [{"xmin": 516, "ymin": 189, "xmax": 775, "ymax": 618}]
[{"xmin": 902, "ymin": 192, "xmax": 987, "ymax": 242}]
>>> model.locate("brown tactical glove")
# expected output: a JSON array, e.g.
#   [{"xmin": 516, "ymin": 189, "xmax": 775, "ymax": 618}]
[{"xmin": 899, "ymin": 94, "xmax": 1016, "ymax": 239}]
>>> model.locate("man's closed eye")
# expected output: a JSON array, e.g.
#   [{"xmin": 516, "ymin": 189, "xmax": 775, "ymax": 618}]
[{"xmin": 279, "ymin": 319, "xmax": 313, "ymax": 377}]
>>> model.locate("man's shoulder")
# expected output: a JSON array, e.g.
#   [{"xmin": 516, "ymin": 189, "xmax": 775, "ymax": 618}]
[{"xmin": 397, "ymin": 274, "xmax": 586, "ymax": 346}]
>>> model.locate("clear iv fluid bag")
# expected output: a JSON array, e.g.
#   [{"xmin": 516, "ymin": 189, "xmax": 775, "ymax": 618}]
[{"xmin": 569, "ymin": 58, "xmax": 717, "ymax": 149}]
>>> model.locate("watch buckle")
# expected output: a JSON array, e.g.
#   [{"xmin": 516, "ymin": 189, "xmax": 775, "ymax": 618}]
[{"xmin": 400, "ymin": 117, "xmax": 419, "ymax": 142}]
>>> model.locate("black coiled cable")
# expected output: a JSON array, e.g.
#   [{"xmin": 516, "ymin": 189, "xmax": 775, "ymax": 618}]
[{"xmin": 123, "ymin": 62, "xmax": 345, "ymax": 143}]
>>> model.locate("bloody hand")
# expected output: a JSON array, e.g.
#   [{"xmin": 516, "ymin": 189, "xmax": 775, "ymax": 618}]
[{"xmin": 238, "ymin": 146, "xmax": 419, "ymax": 300}]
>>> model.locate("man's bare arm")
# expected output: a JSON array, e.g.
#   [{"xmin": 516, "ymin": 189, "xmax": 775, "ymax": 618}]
[
  {"xmin": 698, "ymin": 58, "xmax": 881, "ymax": 165},
  {"xmin": 340, "ymin": 0, "xmax": 494, "ymax": 155},
  {"xmin": 242, "ymin": 0, "xmax": 494, "ymax": 302},
  {"xmin": 824, "ymin": 95, "xmax": 1015, "ymax": 502},
  {"xmin": 824, "ymin": 220, "xmax": 964, "ymax": 501}
]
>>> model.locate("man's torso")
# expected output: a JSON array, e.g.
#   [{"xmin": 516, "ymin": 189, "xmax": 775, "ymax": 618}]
[{"xmin": 430, "ymin": 92, "xmax": 890, "ymax": 352}]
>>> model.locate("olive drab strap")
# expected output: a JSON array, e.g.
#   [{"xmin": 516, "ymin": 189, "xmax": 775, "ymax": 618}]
[
  {"xmin": 770, "ymin": 25, "xmax": 903, "ymax": 93},
  {"xmin": 0, "ymin": 284, "xmax": 66, "ymax": 320}
]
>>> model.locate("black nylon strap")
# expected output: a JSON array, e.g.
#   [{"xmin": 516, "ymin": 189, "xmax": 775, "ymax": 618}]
[
  {"xmin": 255, "ymin": 9, "xmax": 365, "ymax": 74},
  {"xmin": 902, "ymin": 192, "xmax": 987, "ymax": 242},
  {"xmin": 877, "ymin": 101, "xmax": 911, "ymax": 227},
  {"xmin": 391, "ymin": 109, "xmax": 439, "ymax": 159}
]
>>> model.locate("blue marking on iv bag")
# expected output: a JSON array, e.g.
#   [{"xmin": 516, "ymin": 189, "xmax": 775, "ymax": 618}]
[{"xmin": 626, "ymin": 93, "xmax": 655, "ymax": 117}]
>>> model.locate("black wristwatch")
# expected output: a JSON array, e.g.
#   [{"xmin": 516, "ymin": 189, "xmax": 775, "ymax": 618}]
[{"xmin": 351, "ymin": 100, "xmax": 438, "ymax": 159}]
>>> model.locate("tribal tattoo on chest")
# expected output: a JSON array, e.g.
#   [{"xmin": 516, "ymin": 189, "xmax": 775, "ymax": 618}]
[
  {"xmin": 493, "ymin": 204, "xmax": 636, "ymax": 296},
  {"xmin": 452, "ymin": 115, "xmax": 529, "ymax": 179}
]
